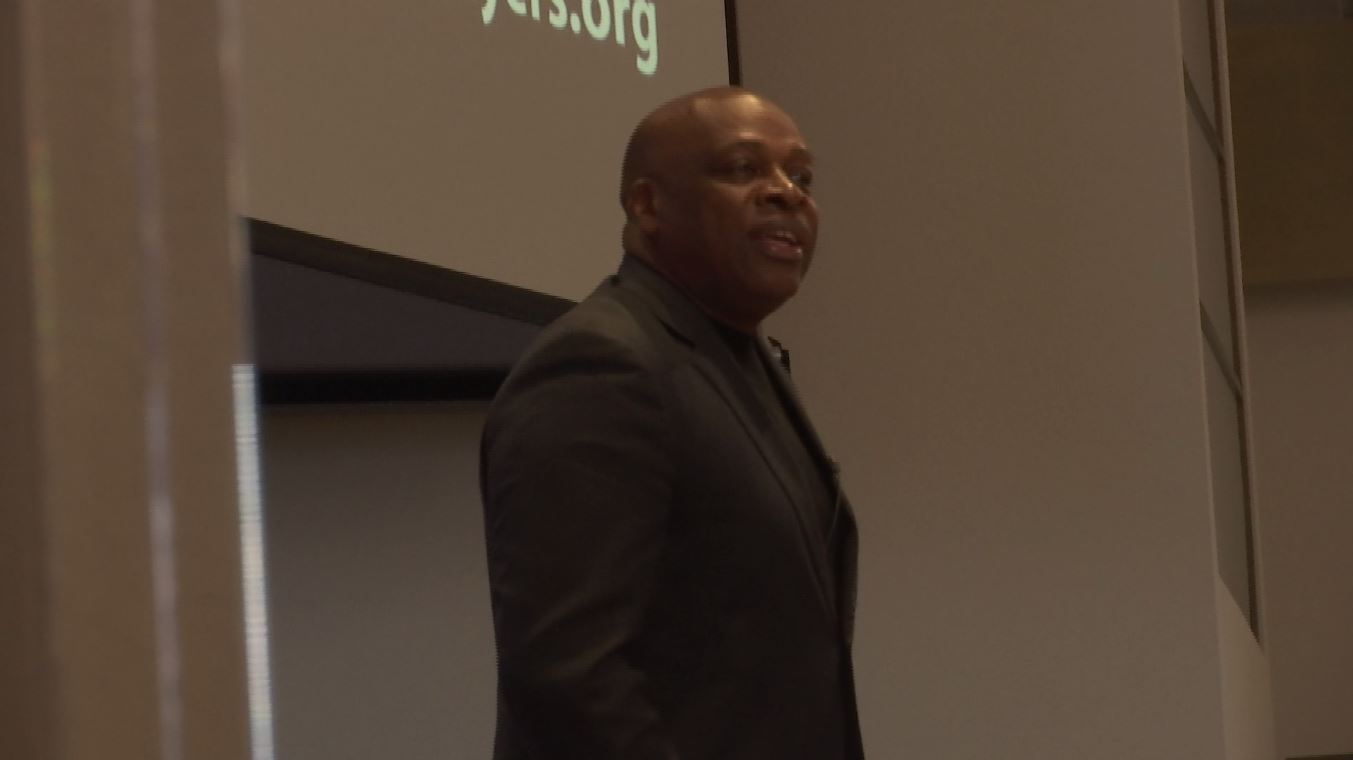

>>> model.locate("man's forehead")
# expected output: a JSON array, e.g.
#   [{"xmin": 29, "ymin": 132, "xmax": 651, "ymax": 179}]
[
  {"xmin": 714, "ymin": 136, "xmax": 814, "ymax": 162},
  {"xmin": 623, "ymin": 88, "xmax": 810, "ymax": 184},
  {"xmin": 694, "ymin": 93, "xmax": 795, "ymax": 126},
  {"xmin": 691, "ymin": 97, "xmax": 808, "ymax": 148}
]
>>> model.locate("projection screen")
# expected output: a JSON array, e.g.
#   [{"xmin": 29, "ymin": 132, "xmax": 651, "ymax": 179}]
[{"xmin": 242, "ymin": 0, "xmax": 733, "ymax": 302}]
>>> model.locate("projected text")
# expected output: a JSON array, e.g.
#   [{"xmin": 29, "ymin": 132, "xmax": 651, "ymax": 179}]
[{"xmin": 481, "ymin": 0, "xmax": 659, "ymax": 76}]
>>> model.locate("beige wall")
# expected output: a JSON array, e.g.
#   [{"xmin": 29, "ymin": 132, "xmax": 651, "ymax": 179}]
[
  {"xmin": 1218, "ymin": 577, "xmax": 1278, "ymax": 760},
  {"xmin": 739, "ymin": 0, "xmax": 1268, "ymax": 756},
  {"xmin": 1246, "ymin": 284, "xmax": 1353, "ymax": 757},
  {"xmin": 261, "ymin": 404, "xmax": 496, "ymax": 760}
]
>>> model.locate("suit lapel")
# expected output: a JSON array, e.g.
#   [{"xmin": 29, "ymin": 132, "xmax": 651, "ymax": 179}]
[
  {"xmin": 695, "ymin": 356, "xmax": 838, "ymax": 594},
  {"xmin": 755, "ymin": 337, "xmax": 837, "ymax": 486},
  {"xmin": 613, "ymin": 258, "xmax": 838, "ymax": 621},
  {"xmin": 757, "ymin": 337, "xmax": 860, "ymax": 640}
]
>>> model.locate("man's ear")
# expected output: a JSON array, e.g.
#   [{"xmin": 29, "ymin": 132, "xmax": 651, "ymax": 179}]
[{"xmin": 626, "ymin": 178, "xmax": 660, "ymax": 235}]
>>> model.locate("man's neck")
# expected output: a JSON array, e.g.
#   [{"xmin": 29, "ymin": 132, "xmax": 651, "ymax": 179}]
[{"xmin": 625, "ymin": 251, "xmax": 764, "ymax": 335}]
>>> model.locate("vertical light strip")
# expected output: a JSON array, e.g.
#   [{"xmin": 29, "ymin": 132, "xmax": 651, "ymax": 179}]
[
  {"xmin": 220, "ymin": 0, "xmax": 278, "ymax": 752},
  {"xmin": 231, "ymin": 364, "xmax": 276, "ymax": 760},
  {"xmin": 127, "ymin": 0, "xmax": 184, "ymax": 758}
]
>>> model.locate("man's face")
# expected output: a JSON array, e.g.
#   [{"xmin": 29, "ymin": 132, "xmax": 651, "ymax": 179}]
[{"xmin": 644, "ymin": 94, "xmax": 819, "ymax": 328}]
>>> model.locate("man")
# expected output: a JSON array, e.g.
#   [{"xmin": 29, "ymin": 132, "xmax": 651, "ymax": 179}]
[{"xmin": 480, "ymin": 86, "xmax": 863, "ymax": 759}]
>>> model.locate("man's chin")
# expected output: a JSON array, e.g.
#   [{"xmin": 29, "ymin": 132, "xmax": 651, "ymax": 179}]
[{"xmin": 748, "ymin": 274, "xmax": 803, "ymax": 316}]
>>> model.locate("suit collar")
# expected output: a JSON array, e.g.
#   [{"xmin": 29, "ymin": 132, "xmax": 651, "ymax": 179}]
[
  {"xmin": 614, "ymin": 255, "xmax": 781, "ymax": 435},
  {"xmin": 614, "ymin": 255, "xmax": 844, "ymax": 619},
  {"xmin": 615, "ymin": 257, "xmax": 836, "ymax": 484},
  {"xmin": 613, "ymin": 254, "xmax": 725, "ymax": 348}
]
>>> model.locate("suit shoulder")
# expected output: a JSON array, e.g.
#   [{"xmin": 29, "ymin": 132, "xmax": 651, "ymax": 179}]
[
  {"xmin": 484, "ymin": 286, "xmax": 678, "ymax": 454},
  {"xmin": 508, "ymin": 285, "xmax": 670, "ymax": 380}
]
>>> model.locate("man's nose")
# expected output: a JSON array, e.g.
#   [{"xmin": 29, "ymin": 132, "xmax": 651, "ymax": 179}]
[{"xmin": 758, "ymin": 168, "xmax": 807, "ymax": 208}]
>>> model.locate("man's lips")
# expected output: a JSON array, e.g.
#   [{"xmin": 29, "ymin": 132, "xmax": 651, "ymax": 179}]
[
  {"xmin": 749, "ymin": 220, "xmax": 810, "ymax": 262},
  {"xmin": 753, "ymin": 235, "xmax": 804, "ymax": 262}
]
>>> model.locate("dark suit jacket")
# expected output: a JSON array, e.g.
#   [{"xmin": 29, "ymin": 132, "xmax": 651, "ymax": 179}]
[{"xmin": 480, "ymin": 256, "xmax": 863, "ymax": 760}]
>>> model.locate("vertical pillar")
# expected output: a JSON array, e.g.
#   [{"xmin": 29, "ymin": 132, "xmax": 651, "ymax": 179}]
[{"xmin": 0, "ymin": 2, "xmax": 263, "ymax": 759}]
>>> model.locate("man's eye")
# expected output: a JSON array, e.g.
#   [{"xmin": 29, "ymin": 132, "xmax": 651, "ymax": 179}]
[
  {"xmin": 790, "ymin": 168, "xmax": 814, "ymax": 190},
  {"xmin": 729, "ymin": 160, "xmax": 759, "ymax": 179}
]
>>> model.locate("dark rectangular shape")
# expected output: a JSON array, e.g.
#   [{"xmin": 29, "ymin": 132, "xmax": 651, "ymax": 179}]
[
  {"xmin": 248, "ymin": 219, "xmax": 574, "ymax": 327},
  {"xmin": 258, "ymin": 369, "xmax": 506, "ymax": 405}
]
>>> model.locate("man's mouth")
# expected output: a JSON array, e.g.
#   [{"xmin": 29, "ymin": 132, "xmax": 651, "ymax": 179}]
[{"xmin": 751, "ymin": 222, "xmax": 807, "ymax": 261}]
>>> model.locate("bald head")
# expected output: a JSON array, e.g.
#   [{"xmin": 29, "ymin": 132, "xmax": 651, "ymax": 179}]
[
  {"xmin": 620, "ymin": 86, "xmax": 770, "ymax": 215},
  {"xmin": 614, "ymin": 86, "xmax": 819, "ymax": 333}
]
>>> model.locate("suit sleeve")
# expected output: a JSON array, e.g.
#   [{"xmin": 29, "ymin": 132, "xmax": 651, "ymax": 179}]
[{"xmin": 481, "ymin": 328, "xmax": 681, "ymax": 759}]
